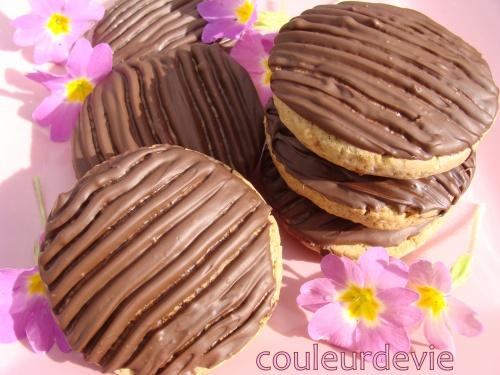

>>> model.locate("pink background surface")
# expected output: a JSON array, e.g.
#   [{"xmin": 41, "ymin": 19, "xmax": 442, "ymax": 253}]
[{"xmin": 1, "ymin": 1, "xmax": 500, "ymax": 374}]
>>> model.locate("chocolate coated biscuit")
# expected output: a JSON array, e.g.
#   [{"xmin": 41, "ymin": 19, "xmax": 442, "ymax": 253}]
[
  {"xmin": 39, "ymin": 145, "xmax": 282, "ymax": 375},
  {"xmin": 93, "ymin": 0, "xmax": 205, "ymax": 64},
  {"xmin": 73, "ymin": 43, "xmax": 264, "ymax": 179},
  {"xmin": 270, "ymin": 2, "xmax": 498, "ymax": 178}
]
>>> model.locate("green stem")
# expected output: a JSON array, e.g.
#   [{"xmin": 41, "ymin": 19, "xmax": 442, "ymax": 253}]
[
  {"xmin": 468, "ymin": 203, "xmax": 484, "ymax": 252},
  {"xmin": 33, "ymin": 176, "xmax": 47, "ymax": 228}
]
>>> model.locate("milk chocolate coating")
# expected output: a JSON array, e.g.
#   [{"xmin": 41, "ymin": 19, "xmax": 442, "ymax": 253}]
[
  {"xmin": 39, "ymin": 145, "xmax": 277, "ymax": 375},
  {"xmin": 266, "ymin": 100, "xmax": 475, "ymax": 215},
  {"xmin": 260, "ymin": 149, "xmax": 430, "ymax": 249},
  {"xmin": 73, "ymin": 43, "xmax": 264, "ymax": 179},
  {"xmin": 270, "ymin": 2, "xmax": 499, "ymax": 159},
  {"xmin": 92, "ymin": 0, "xmax": 205, "ymax": 64}
]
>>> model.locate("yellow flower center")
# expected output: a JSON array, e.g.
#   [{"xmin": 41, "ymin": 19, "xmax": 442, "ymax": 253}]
[
  {"xmin": 27, "ymin": 273, "xmax": 45, "ymax": 296},
  {"xmin": 338, "ymin": 284, "xmax": 381, "ymax": 325},
  {"xmin": 47, "ymin": 13, "xmax": 71, "ymax": 36},
  {"xmin": 416, "ymin": 285, "xmax": 447, "ymax": 317},
  {"xmin": 262, "ymin": 58, "xmax": 272, "ymax": 85},
  {"xmin": 235, "ymin": 0, "xmax": 254, "ymax": 24},
  {"xmin": 65, "ymin": 78, "xmax": 94, "ymax": 103}
]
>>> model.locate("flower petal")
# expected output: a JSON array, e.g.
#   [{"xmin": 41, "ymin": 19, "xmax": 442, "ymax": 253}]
[
  {"xmin": 409, "ymin": 260, "xmax": 451, "ymax": 293},
  {"xmin": 25, "ymin": 298, "xmax": 57, "ymax": 353},
  {"xmin": 27, "ymin": 71, "xmax": 67, "ymax": 91},
  {"xmin": 201, "ymin": 20, "xmax": 245, "ymax": 42},
  {"xmin": 359, "ymin": 247, "xmax": 389, "ymax": 285},
  {"xmin": 378, "ymin": 259, "xmax": 409, "ymax": 290},
  {"xmin": 0, "ymin": 269, "xmax": 27, "ymax": 343},
  {"xmin": 297, "ymin": 278, "xmax": 337, "ymax": 313},
  {"xmin": 321, "ymin": 254, "xmax": 363, "ymax": 289},
  {"xmin": 29, "ymin": 0, "xmax": 64, "ymax": 17},
  {"xmin": 308, "ymin": 303, "xmax": 356, "ymax": 349},
  {"xmin": 87, "ymin": 43, "xmax": 113, "ymax": 83},
  {"xmin": 12, "ymin": 15, "xmax": 46, "ymax": 46},
  {"xmin": 377, "ymin": 322, "xmax": 411, "ymax": 352},
  {"xmin": 255, "ymin": 84, "xmax": 272, "ymax": 106},
  {"xmin": 408, "ymin": 260, "xmax": 434, "ymax": 287},
  {"xmin": 197, "ymin": 0, "xmax": 239, "ymax": 20},
  {"xmin": 33, "ymin": 35, "xmax": 69, "ymax": 64},
  {"xmin": 230, "ymin": 31, "xmax": 267, "ymax": 73},
  {"xmin": 65, "ymin": 0, "xmax": 105, "ymax": 21},
  {"xmin": 423, "ymin": 313, "xmax": 455, "ymax": 351},
  {"xmin": 49, "ymin": 102, "xmax": 82, "ymax": 142},
  {"xmin": 378, "ymin": 287, "xmax": 422, "ymax": 327},
  {"xmin": 354, "ymin": 324, "xmax": 387, "ymax": 353},
  {"xmin": 445, "ymin": 296, "xmax": 482, "ymax": 337},
  {"xmin": 33, "ymin": 92, "xmax": 66, "ymax": 126},
  {"xmin": 431, "ymin": 262, "xmax": 452, "ymax": 293},
  {"xmin": 66, "ymin": 38, "xmax": 93, "ymax": 77},
  {"xmin": 55, "ymin": 325, "xmax": 71, "ymax": 352}
]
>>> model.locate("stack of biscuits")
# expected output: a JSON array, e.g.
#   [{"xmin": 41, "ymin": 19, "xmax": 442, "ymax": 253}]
[{"xmin": 260, "ymin": 2, "xmax": 498, "ymax": 259}]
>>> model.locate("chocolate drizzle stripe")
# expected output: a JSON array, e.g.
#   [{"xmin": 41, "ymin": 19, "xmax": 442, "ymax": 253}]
[
  {"xmin": 329, "ymin": 5, "xmax": 494, "ymax": 90},
  {"xmin": 265, "ymin": 100, "xmax": 475, "ymax": 215},
  {"xmin": 212, "ymin": 47, "xmax": 261, "ymax": 163},
  {"xmin": 259, "ymin": 148, "xmax": 431, "ymax": 248},
  {"xmin": 177, "ymin": 52, "xmax": 220, "ymax": 159},
  {"xmin": 126, "ymin": 65, "xmax": 156, "ymax": 145},
  {"xmin": 41, "ymin": 151, "xmax": 180, "ymax": 272},
  {"xmin": 58, "ymin": 169, "xmax": 226, "ymax": 329},
  {"xmin": 74, "ymin": 44, "xmax": 264, "ymax": 179},
  {"xmin": 304, "ymin": 7, "xmax": 492, "ymax": 98},
  {"xmin": 270, "ymin": 2, "xmax": 498, "ymax": 159},
  {"xmin": 50, "ymin": 163, "xmax": 209, "ymax": 309},
  {"xmin": 285, "ymin": 23, "xmax": 489, "ymax": 125},
  {"xmin": 88, "ymin": 199, "xmax": 266, "ymax": 367},
  {"xmin": 93, "ymin": 0, "xmax": 206, "ymax": 63},
  {"xmin": 45, "ymin": 149, "xmax": 164, "ymax": 244},
  {"xmin": 151, "ymin": 59, "xmax": 179, "ymax": 144},
  {"xmin": 40, "ymin": 145, "xmax": 276, "ymax": 375},
  {"xmin": 123, "ymin": 234, "xmax": 270, "ymax": 374},
  {"xmin": 272, "ymin": 36, "xmax": 481, "ymax": 153},
  {"xmin": 157, "ymin": 277, "xmax": 274, "ymax": 374}
]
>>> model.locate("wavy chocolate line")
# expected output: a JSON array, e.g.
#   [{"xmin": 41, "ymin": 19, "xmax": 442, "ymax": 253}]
[
  {"xmin": 93, "ymin": 0, "xmax": 205, "ymax": 63},
  {"xmin": 40, "ymin": 145, "xmax": 276, "ymax": 375},
  {"xmin": 269, "ymin": 2, "xmax": 498, "ymax": 159},
  {"xmin": 266, "ymin": 99, "xmax": 476, "ymax": 215},
  {"xmin": 73, "ymin": 43, "xmax": 264, "ymax": 180},
  {"xmin": 259, "ymin": 148, "xmax": 430, "ymax": 248}
]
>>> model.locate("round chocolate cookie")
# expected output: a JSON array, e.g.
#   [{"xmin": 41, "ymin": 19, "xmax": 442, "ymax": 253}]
[
  {"xmin": 259, "ymin": 149, "xmax": 442, "ymax": 259},
  {"xmin": 269, "ymin": 2, "xmax": 498, "ymax": 179},
  {"xmin": 73, "ymin": 43, "xmax": 264, "ymax": 180},
  {"xmin": 265, "ymin": 100, "xmax": 475, "ymax": 230},
  {"xmin": 92, "ymin": 0, "xmax": 206, "ymax": 64},
  {"xmin": 38, "ymin": 145, "xmax": 282, "ymax": 375}
]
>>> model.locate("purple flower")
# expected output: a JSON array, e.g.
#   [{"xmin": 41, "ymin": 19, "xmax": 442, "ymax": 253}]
[
  {"xmin": 408, "ymin": 260, "xmax": 483, "ymax": 352},
  {"xmin": 0, "ymin": 267, "xmax": 70, "ymax": 353},
  {"xmin": 198, "ymin": 0, "xmax": 258, "ymax": 43},
  {"xmin": 28, "ymin": 38, "xmax": 113, "ymax": 142},
  {"xmin": 230, "ymin": 31, "xmax": 276, "ymax": 106},
  {"xmin": 297, "ymin": 248, "xmax": 422, "ymax": 352},
  {"xmin": 12, "ymin": 0, "xmax": 105, "ymax": 64}
]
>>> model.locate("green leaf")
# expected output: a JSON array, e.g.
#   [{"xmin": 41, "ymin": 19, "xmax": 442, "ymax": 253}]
[
  {"xmin": 254, "ymin": 11, "xmax": 291, "ymax": 31},
  {"xmin": 451, "ymin": 253, "xmax": 473, "ymax": 288}
]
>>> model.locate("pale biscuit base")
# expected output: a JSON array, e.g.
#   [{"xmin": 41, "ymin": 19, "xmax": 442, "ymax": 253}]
[
  {"xmin": 285, "ymin": 215, "xmax": 445, "ymax": 260},
  {"xmin": 273, "ymin": 96, "xmax": 476, "ymax": 180},
  {"xmin": 115, "ymin": 172, "xmax": 283, "ymax": 375},
  {"xmin": 265, "ymin": 129, "xmax": 439, "ymax": 230}
]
